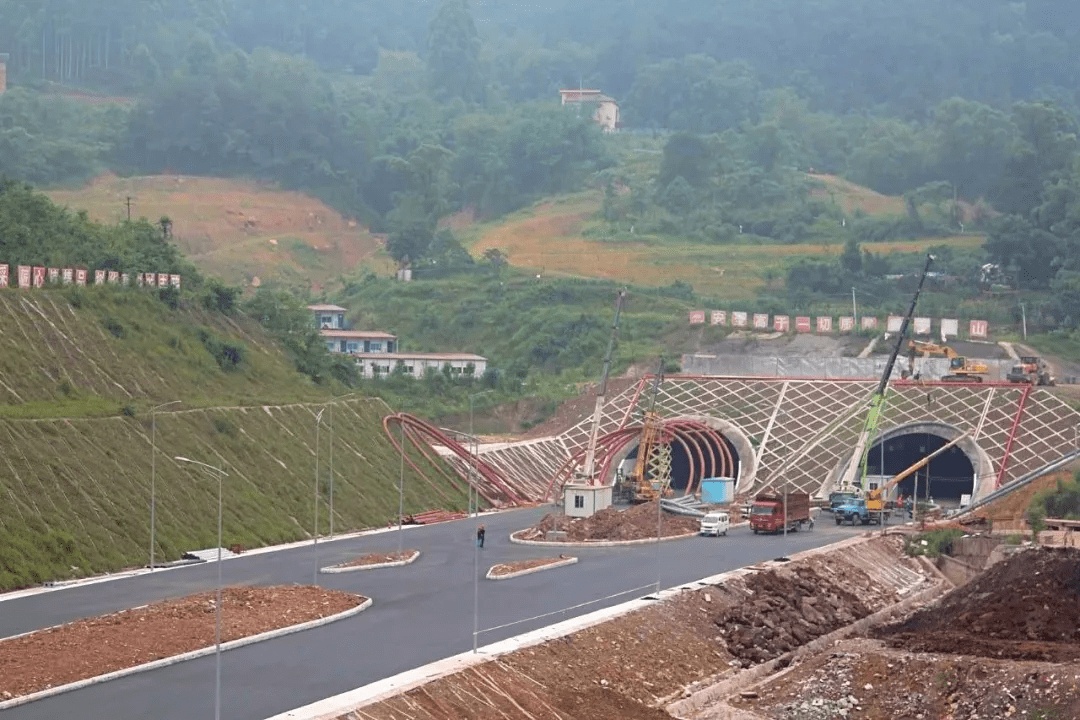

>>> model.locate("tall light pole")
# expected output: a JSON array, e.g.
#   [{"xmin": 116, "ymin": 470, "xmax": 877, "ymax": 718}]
[
  {"xmin": 398, "ymin": 407, "xmax": 406, "ymax": 554},
  {"xmin": 174, "ymin": 456, "xmax": 227, "ymax": 720},
  {"xmin": 468, "ymin": 390, "xmax": 494, "ymax": 517},
  {"xmin": 327, "ymin": 392, "xmax": 359, "ymax": 540},
  {"xmin": 313, "ymin": 408, "xmax": 325, "ymax": 584},
  {"xmin": 150, "ymin": 400, "xmax": 182, "ymax": 571}
]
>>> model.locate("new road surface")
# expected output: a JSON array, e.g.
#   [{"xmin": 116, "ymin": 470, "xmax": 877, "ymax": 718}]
[{"xmin": 1, "ymin": 507, "xmax": 867, "ymax": 719}]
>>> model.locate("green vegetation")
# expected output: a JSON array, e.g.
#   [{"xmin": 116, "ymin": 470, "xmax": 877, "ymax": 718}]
[
  {"xmin": 904, "ymin": 528, "xmax": 966, "ymax": 558},
  {"xmin": 1026, "ymin": 471, "xmax": 1080, "ymax": 534},
  {"xmin": 0, "ymin": 399, "xmax": 463, "ymax": 590}
]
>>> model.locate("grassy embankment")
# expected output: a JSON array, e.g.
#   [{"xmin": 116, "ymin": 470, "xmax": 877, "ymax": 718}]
[
  {"xmin": 459, "ymin": 179, "xmax": 983, "ymax": 303},
  {"xmin": 0, "ymin": 287, "xmax": 464, "ymax": 591}
]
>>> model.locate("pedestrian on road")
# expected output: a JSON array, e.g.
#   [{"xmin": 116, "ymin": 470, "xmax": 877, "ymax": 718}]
[{"xmin": 477, "ymin": 525, "xmax": 486, "ymax": 549}]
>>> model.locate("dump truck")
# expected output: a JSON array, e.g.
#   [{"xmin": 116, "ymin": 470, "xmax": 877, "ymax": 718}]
[{"xmin": 749, "ymin": 491, "xmax": 813, "ymax": 534}]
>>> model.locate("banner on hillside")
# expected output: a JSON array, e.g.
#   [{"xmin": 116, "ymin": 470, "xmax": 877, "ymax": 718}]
[
  {"xmin": 732, "ymin": 312, "xmax": 748, "ymax": 328},
  {"xmin": 94, "ymin": 269, "xmax": 106, "ymax": 285},
  {"xmin": 144, "ymin": 272, "xmax": 156, "ymax": 286},
  {"xmin": 48, "ymin": 267, "xmax": 60, "ymax": 284},
  {"xmin": 941, "ymin": 319, "xmax": 958, "ymax": 338},
  {"xmin": 62, "ymin": 268, "xmax": 73, "ymax": 284},
  {"xmin": 0, "ymin": 264, "xmax": 8, "ymax": 288},
  {"xmin": 710, "ymin": 310, "xmax": 726, "ymax": 326},
  {"xmin": 969, "ymin": 320, "xmax": 988, "ymax": 338},
  {"xmin": 157, "ymin": 273, "xmax": 169, "ymax": 288},
  {"xmin": 753, "ymin": 313, "xmax": 769, "ymax": 330},
  {"xmin": 817, "ymin": 317, "xmax": 832, "ymax": 333},
  {"xmin": 108, "ymin": 271, "xmax": 120, "ymax": 284},
  {"xmin": 774, "ymin": 315, "xmax": 790, "ymax": 332},
  {"xmin": 862, "ymin": 316, "xmax": 878, "ymax": 330},
  {"xmin": 17, "ymin": 265, "xmax": 30, "ymax": 288},
  {"xmin": 75, "ymin": 268, "xmax": 87, "ymax": 286},
  {"xmin": 121, "ymin": 273, "xmax": 130, "ymax": 286},
  {"xmin": 689, "ymin": 310, "xmax": 706, "ymax": 325},
  {"xmin": 796, "ymin": 316, "xmax": 812, "ymax": 333},
  {"xmin": 886, "ymin": 315, "xmax": 903, "ymax": 333},
  {"xmin": 32, "ymin": 266, "xmax": 46, "ymax": 287},
  {"xmin": 913, "ymin": 317, "xmax": 931, "ymax": 335},
  {"xmin": 839, "ymin": 316, "xmax": 854, "ymax": 332}
]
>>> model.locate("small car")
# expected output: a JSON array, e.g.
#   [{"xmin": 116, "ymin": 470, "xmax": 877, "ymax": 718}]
[{"xmin": 699, "ymin": 511, "xmax": 730, "ymax": 537}]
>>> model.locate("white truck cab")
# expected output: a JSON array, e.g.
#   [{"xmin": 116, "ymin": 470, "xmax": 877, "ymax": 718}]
[{"xmin": 699, "ymin": 511, "xmax": 730, "ymax": 537}]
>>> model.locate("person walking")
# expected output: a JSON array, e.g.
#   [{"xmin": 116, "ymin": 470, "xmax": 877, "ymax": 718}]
[{"xmin": 476, "ymin": 524, "xmax": 486, "ymax": 549}]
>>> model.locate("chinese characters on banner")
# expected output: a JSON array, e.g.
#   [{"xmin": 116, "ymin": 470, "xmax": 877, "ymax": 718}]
[
  {"xmin": 941, "ymin": 319, "xmax": 959, "ymax": 338},
  {"xmin": 913, "ymin": 317, "xmax": 931, "ymax": 335},
  {"xmin": 108, "ymin": 271, "xmax": 120, "ymax": 284},
  {"xmin": 732, "ymin": 312, "xmax": 748, "ymax": 328},
  {"xmin": 773, "ymin": 315, "xmax": 790, "ymax": 332},
  {"xmin": 886, "ymin": 315, "xmax": 903, "ymax": 333},
  {"xmin": 94, "ymin": 270, "xmax": 106, "ymax": 285},
  {"xmin": 688, "ymin": 310, "xmax": 706, "ymax": 325},
  {"xmin": 969, "ymin": 320, "xmax": 988, "ymax": 338},
  {"xmin": 157, "ymin": 274, "xmax": 170, "ymax": 288},
  {"xmin": 817, "ymin": 316, "xmax": 833, "ymax": 333},
  {"xmin": 62, "ymin": 268, "xmax": 73, "ymax": 284},
  {"xmin": 752, "ymin": 313, "xmax": 769, "ymax": 330},
  {"xmin": 48, "ymin": 267, "xmax": 60, "ymax": 283},
  {"xmin": 75, "ymin": 268, "xmax": 87, "ymax": 285},
  {"xmin": 839, "ymin": 316, "xmax": 855, "ymax": 332},
  {"xmin": 862, "ymin": 316, "xmax": 878, "ymax": 330},
  {"xmin": 0, "ymin": 264, "xmax": 8, "ymax": 288},
  {"xmin": 17, "ymin": 265, "xmax": 30, "ymax": 288},
  {"xmin": 32, "ymin": 266, "xmax": 46, "ymax": 288},
  {"xmin": 710, "ymin": 310, "xmax": 726, "ymax": 326},
  {"xmin": 795, "ymin": 316, "xmax": 812, "ymax": 332}
]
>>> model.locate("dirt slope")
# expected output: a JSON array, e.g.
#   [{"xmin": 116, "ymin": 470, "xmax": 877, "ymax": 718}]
[{"xmin": 48, "ymin": 174, "xmax": 381, "ymax": 290}]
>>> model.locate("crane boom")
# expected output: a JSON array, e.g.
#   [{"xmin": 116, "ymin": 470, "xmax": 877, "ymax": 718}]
[
  {"xmin": 580, "ymin": 290, "xmax": 627, "ymax": 484},
  {"xmin": 866, "ymin": 432, "xmax": 969, "ymax": 511},
  {"xmin": 838, "ymin": 254, "xmax": 935, "ymax": 494}
]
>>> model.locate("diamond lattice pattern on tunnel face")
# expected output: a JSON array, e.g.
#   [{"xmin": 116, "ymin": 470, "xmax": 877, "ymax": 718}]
[{"xmin": 554, "ymin": 378, "xmax": 1080, "ymax": 497}]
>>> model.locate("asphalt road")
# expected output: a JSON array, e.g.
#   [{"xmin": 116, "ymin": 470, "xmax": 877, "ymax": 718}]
[{"xmin": 2, "ymin": 508, "xmax": 866, "ymax": 720}]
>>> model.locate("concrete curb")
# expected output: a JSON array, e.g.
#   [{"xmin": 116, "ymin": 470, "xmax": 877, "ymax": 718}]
[
  {"xmin": 486, "ymin": 556, "xmax": 578, "ymax": 580},
  {"xmin": 509, "ymin": 529, "xmax": 699, "ymax": 547},
  {"xmin": 666, "ymin": 579, "xmax": 950, "ymax": 719},
  {"xmin": 0, "ymin": 596, "xmax": 373, "ymax": 712},
  {"xmin": 321, "ymin": 550, "xmax": 420, "ymax": 574}
]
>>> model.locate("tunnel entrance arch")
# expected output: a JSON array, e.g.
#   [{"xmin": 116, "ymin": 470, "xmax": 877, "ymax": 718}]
[
  {"xmin": 609, "ymin": 416, "xmax": 755, "ymax": 497},
  {"xmin": 828, "ymin": 422, "xmax": 994, "ymax": 504}
]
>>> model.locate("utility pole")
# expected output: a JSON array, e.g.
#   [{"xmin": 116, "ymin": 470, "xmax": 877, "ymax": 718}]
[
  {"xmin": 1021, "ymin": 303, "xmax": 1028, "ymax": 340},
  {"xmin": 852, "ymin": 287, "xmax": 858, "ymax": 329},
  {"xmin": 125, "ymin": 196, "xmax": 133, "ymax": 222}
]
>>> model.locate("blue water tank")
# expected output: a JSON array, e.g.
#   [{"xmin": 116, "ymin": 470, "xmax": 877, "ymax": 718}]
[{"xmin": 701, "ymin": 477, "xmax": 735, "ymax": 504}]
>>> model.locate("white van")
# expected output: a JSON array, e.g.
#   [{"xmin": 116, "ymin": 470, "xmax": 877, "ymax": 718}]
[{"xmin": 699, "ymin": 511, "xmax": 730, "ymax": 537}]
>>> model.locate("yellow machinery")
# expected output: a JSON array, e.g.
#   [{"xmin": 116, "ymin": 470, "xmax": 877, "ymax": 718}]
[
  {"xmin": 865, "ymin": 433, "xmax": 969, "ymax": 511},
  {"xmin": 627, "ymin": 411, "xmax": 672, "ymax": 502},
  {"xmin": 907, "ymin": 340, "xmax": 988, "ymax": 382}
]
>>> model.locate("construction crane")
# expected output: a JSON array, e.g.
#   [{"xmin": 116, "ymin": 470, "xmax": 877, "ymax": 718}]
[
  {"xmin": 837, "ymin": 254, "xmax": 935, "ymax": 496},
  {"xmin": 865, "ymin": 432, "xmax": 969, "ymax": 513},
  {"xmin": 623, "ymin": 359, "xmax": 673, "ymax": 503},
  {"xmin": 906, "ymin": 340, "xmax": 989, "ymax": 382},
  {"xmin": 579, "ymin": 290, "xmax": 627, "ymax": 484}
]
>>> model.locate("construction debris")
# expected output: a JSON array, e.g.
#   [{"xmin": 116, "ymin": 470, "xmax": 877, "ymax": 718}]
[
  {"xmin": 404, "ymin": 510, "xmax": 468, "ymax": 525},
  {"xmin": 516, "ymin": 501, "xmax": 699, "ymax": 542}
]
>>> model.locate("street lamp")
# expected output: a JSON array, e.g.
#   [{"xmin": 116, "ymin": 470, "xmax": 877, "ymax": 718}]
[
  {"xmin": 468, "ymin": 390, "xmax": 494, "ymax": 518},
  {"xmin": 150, "ymin": 400, "xmax": 182, "ymax": 571},
  {"xmin": 398, "ymin": 406, "xmax": 407, "ymax": 554},
  {"xmin": 313, "ymin": 408, "xmax": 325, "ymax": 584},
  {"xmin": 174, "ymin": 456, "xmax": 227, "ymax": 720},
  {"xmin": 326, "ymin": 392, "xmax": 359, "ymax": 540}
]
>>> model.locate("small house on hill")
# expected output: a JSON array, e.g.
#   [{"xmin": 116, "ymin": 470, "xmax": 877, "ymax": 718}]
[{"xmin": 559, "ymin": 88, "xmax": 619, "ymax": 132}]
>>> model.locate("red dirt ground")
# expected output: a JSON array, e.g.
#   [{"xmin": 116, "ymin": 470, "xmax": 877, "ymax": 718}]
[
  {"xmin": 337, "ymin": 549, "xmax": 418, "ymax": 568},
  {"xmin": 0, "ymin": 585, "xmax": 362, "ymax": 700}
]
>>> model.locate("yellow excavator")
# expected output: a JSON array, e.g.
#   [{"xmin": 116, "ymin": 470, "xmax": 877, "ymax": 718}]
[
  {"xmin": 626, "ymin": 410, "xmax": 669, "ymax": 503},
  {"xmin": 907, "ymin": 340, "xmax": 988, "ymax": 382}
]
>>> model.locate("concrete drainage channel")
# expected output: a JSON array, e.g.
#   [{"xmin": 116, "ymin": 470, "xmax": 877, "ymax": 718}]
[{"xmin": 272, "ymin": 533, "xmax": 945, "ymax": 720}]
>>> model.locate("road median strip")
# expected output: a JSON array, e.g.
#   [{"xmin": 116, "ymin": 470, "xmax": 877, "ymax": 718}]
[
  {"xmin": 486, "ymin": 556, "xmax": 578, "ymax": 580},
  {"xmin": 321, "ymin": 549, "xmax": 421, "ymax": 573}
]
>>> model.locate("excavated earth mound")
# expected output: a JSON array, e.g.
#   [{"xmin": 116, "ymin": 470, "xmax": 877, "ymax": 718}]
[
  {"xmin": 876, "ymin": 546, "xmax": 1080, "ymax": 661},
  {"xmin": 517, "ymin": 501, "xmax": 699, "ymax": 542}
]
